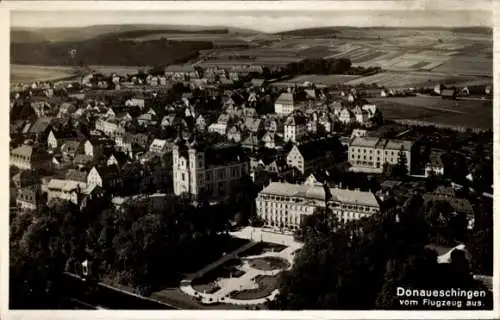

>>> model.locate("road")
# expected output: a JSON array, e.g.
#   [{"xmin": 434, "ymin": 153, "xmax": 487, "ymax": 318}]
[{"xmin": 59, "ymin": 273, "xmax": 179, "ymax": 310}]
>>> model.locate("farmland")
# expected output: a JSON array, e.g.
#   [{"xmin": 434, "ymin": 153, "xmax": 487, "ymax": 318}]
[
  {"xmin": 369, "ymin": 96, "xmax": 493, "ymax": 130},
  {"xmin": 11, "ymin": 64, "xmax": 77, "ymax": 82},
  {"xmin": 89, "ymin": 65, "xmax": 148, "ymax": 76},
  {"xmin": 345, "ymin": 71, "xmax": 479, "ymax": 88},
  {"xmin": 272, "ymin": 74, "xmax": 361, "ymax": 87}
]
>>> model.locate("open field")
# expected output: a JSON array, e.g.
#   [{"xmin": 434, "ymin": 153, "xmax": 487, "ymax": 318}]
[
  {"xmin": 345, "ymin": 71, "xmax": 481, "ymax": 88},
  {"xmin": 89, "ymin": 65, "xmax": 149, "ymax": 75},
  {"xmin": 370, "ymin": 96, "xmax": 492, "ymax": 130},
  {"xmin": 273, "ymin": 74, "xmax": 361, "ymax": 87},
  {"xmin": 11, "ymin": 64, "xmax": 77, "ymax": 82}
]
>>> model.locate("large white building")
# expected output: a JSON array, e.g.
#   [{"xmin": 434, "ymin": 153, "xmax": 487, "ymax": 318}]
[
  {"xmin": 256, "ymin": 181, "xmax": 380, "ymax": 231},
  {"xmin": 348, "ymin": 137, "xmax": 415, "ymax": 173},
  {"xmin": 172, "ymin": 141, "xmax": 250, "ymax": 199}
]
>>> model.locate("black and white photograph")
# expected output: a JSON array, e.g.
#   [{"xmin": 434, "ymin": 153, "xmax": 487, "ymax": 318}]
[{"xmin": 5, "ymin": 1, "xmax": 496, "ymax": 317}]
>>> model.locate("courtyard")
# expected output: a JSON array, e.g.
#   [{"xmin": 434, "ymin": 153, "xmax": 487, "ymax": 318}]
[{"xmin": 179, "ymin": 227, "xmax": 302, "ymax": 306}]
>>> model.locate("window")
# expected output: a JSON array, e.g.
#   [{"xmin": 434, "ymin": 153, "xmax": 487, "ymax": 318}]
[{"xmin": 182, "ymin": 173, "xmax": 186, "ymax": 181}]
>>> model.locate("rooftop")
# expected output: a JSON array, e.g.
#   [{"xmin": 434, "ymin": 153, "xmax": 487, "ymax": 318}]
[
  {"xmin": 350, "ymin": 136, "xmax": 381, "ymax": 148},
  {"xmin": 276, "ymin": 92, "xmax": 294, "ymax": 105},
  {"xmin": 260, "ymin": 182, "xmax": 380, "ymax": 207}
]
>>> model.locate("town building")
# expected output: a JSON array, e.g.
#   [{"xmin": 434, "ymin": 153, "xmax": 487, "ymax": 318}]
[
  {"xmin": 16, "ymin": 185, "xmax": 42, "ymax": 211},
  {"xmin": 284, "ymin": 113, "xmax": 307, "ymax": 143},
  {"xmin": 286, "ymin": 138, "xmax": 339, "ymax": 175},
  {"xmin": 348, "ymin": 137, "xmax": 415, "ymax": 173},
  {"xmin": 256, "ymin": 181, "xmax": 380, "ymax": 231},
  {"xmin": 172, "ymin": 141, "xmax": 250, "ymax": 200},
  {"xmin": 10, "ymin": 144, "xmax": 50, "ymax": 171},
  {"xmin": 274, "ymin": 92, "xmax": 297, "ymax": 116},
  {"xmin": 425, "ymin": 150, "xmax": 445, "ymax": 177},
  {"xmin": 164, "ymin": 65, "xmax": 200, "ymax": 81}
]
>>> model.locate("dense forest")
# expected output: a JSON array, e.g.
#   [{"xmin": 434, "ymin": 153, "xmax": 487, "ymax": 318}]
[{"xmin": 11, "ymin": 38, "xmax": 213, "ymax": 66}]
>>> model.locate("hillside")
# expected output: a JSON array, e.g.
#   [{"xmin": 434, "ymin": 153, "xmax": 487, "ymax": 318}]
[
  {"xmin": 11, "ymin": 37, "xmax": 213, "ymax": 67},
  {"xmin": 11, "ymin": 24, "xmax": 260, "ymax": 43},
  {"xmin": 275, "ymin": 26, "xmax": 493, "ymax": 37}
]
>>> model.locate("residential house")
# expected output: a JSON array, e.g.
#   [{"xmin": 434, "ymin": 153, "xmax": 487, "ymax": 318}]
[
  {"xmin": 47, "ymin": 179, "xmax": 87, "ymax": 205},
  {"xmin": 73, "ymin": 154, "xmax": 94, "ymax": 168},
  {"xmin": 318, "ymin": 113, "xmax": 333, "ymax": 133},
  {"xmin": 16, "ymin": 185, "xmax": 42, "ymax": 211},
  {"xmin": 61, "ymin": 140, "xmax": 83, "ymax": 160},
  {"xmin": 137, "ymin": 112, "xmax": 158, "ymax": 127},
  {"xmin": 208, "ymin": 113, "xmax": 230, "ymax": 135},
  {"xmin": 241, "ymin": 134, "xmax": 260, "ymax": 150},
  {"xmin": 244, "ymin": 117, "xmax": 263, "ymax": 135},
  {"xmin": 339, "ymin": 108, "xmax": 355, "ymax": 124},
  {"xmin": 425, "ymin": 150, "xmax": 445, "ymax": 177},
  {"xmin": 227, "ymin": 126, "xmax": 243, "ymax": 143},
  {"xmin": 164, "ymin": 65, "xmax": 200, "ymax": 81},
  {"xmin": 250, "ymin": 78, "xmax": 266, "ymax": 88},
  {"xmin": 47, "ymin": 129, "xmax": 81, "ymax": 150},
  {"xmin": 354, "ymin": 108, "xmax": 370, "ymax": 124},
  {"xmin": 120, "ymin": 133, "xmax": 151, "ymax": 159},
  {"xmin": 58, "ymin": 102, "xmax": 76, "ymax": 118},
  {"xmin": 284, "ymin": 113, "xmax": 307, "ymax": 143},
  {"xmin": 125, "ymin": 97, "xmax": 146, "ymax": 109},
  {"xmin": 161, "ymin": 115, "xmax": 177, "ymax": 129},
  {"xmin": 362, "ymin": 104, "xmax": 377, "ymax": 116},
  {"xmin": 65, "ymin": 168, "xmax": 89, "ymax": 184},
  {"xmin": 261, "ymin": 132, "xmax": 280, "ymax": 149},
  {"xmin": 149, "ymin": 139, "xmax": 171, "ymax": 154},
  {"xmin": 264, "ymin": 117, "xmax": 278, "ymax": 133},
  {"xmin": 95, "ymin": 119, "xmax": 126, "ymax": 138},
  {"xmin": 195, "ymin": 114, "xmax": 207, "ymax": 132},
  {"xmin": 12, "ymin": 170, "xmax": 39, "ymax": 190},
  {"xmin": 84, "ymin": 138, "xmax": 112, "ymax": 160},
  {"xmin": 286, "ymin": 138, "xmax": 338, "ymax": 175},
  {"xmin": 31, "ymin": 101, "xmax": 51, "ymax": 118},
  {"xmin": 106, "ymin": 153, "xmax": 129, "ymax": 167},
  {"xmin": 274, "ymin": 92, "xmax": 297, "ymax": 116},
  {"xmin": 87, "ymin": 165, "xmax": 122, "ymax": 189},
  {"xmin": 26, "ymin": 117, "xmax": 53, "ymax": 143},
  {"xmin": 351, "ymin": 129, "xmax": 367, "ymax": 139}
]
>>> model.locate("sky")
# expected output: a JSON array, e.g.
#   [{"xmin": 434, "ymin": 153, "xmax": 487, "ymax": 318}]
[{"xmin": 11, "ymin": 8, "xmax": 492, "ymax": 33}]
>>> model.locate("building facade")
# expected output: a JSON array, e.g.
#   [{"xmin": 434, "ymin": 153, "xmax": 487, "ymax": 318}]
[
  {"xmin": 172, "ymin": 141, "xmax": 250, "ymax": 199},
  {"xmin": 274, "ymin": 92, "xmax": 296, "ymax": 116},
  {"xmin": 256, "ymin": 182, "xmax": 380, "ymax": 231},
  {"xmin": 348, "ymin": 137, "xmax": 415, "ymax": 173}
]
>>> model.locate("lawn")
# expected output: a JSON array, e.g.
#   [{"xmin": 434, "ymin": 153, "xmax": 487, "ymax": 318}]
[
  {"xmin": 191, "ymin": 258, "xmax": 246, "ymax": 292},
  {"xmin": 369, "ymin": 96, "xmax": 493, "ymax": 130},
  {"xmin": 247, "ymin": 257, "xmax": 290, "ymax": 271},
  {"xmin": 229, "ymin": 275, "xmax": 280, "ymax": 300},
  {"xmin": 11, "ymin": 64, "xmax": 77, "ymax": 82},
  {"xmin": 238, "ymin": 242, "xmax": 287, "ymax": 258}
]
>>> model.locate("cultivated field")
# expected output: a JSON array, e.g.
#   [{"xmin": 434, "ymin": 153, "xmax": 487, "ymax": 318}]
[
  {"xmin": 11, "ymin": 64, "xmax": 77, "ymax": 82},
  {"xmin": 370, "ymin": 96, "xmax": 493, "ymax": 130},
  {"xmin": 345, "ymin": 71, "xmax": 480, "ymax": 88},
  {"xmin": 274, "ymin": 74, "xmax": 361, "ymax": 87},
  {"xmin": 89, "ymin": 65, "xmax": 150, "ymax": 76}
]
